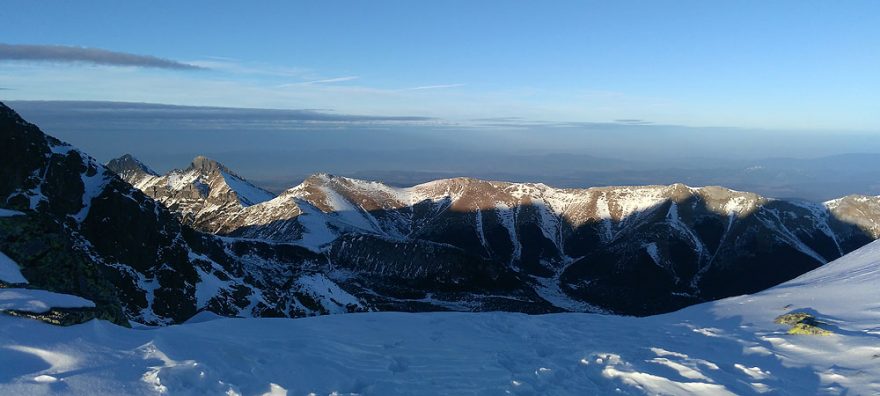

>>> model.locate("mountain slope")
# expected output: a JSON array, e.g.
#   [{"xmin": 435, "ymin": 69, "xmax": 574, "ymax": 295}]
[
  {"xmin": 104, "ymin": 154, "xmax": 158, "ymax": 184},
  {"xmin": 2, "ymin": 238, "xmax": 878, "ymax": 394},
  {"xmin": 106, "ymin": 154, "xmax": 275, "ymax": 232},
  {"xmin": 120, "ymin": 163, "xmax": 880, "ymax": 315},
  {"xmin": 1, "ymin": 102, "xmax": 289, "ymax": 324}
]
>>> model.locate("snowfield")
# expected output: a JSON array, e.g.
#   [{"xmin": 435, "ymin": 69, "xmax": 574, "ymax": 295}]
[
  {"xmin": 0, "ymin": 251, "xmax": 28, "ymax": 284},
  {"xmin": 2, "ymin": 241, "xmax": 880, "ymax": 395}
]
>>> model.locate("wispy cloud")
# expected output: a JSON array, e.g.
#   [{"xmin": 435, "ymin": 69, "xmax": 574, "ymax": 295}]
[
  {"xmin": 8, "ymin": 100, "xmax": 435, "ymax": 126},
  {"xmin": 190, "ymin": 59, "xmax": 309, "ymax": 77},
  {"xmin": 0, "ymin": 43, "xmax": 204, "ymax": 70},
  {"xmin": 614, "ymin": 119, "xmax": 653, "ymax": 125},
  {"xmin": 278, "ymin": 76, "xmax": 360, "ymax": 87},
  {"xmin": 402, "ymin": 83, "xmax": 465, "ymax": 91}
]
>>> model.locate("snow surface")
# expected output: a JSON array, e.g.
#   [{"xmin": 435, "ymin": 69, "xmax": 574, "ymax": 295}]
[
  {"xmin": 0, "ymin": 208, "xmax": 25, "ymax": 217},
  {"xmin": 0, "ymin": 289, "xmax": 94, "ymax": 313},
  {"xmin": 220, "ymin": 171, "xmax": 275, "ymax": 206},
  {"xmin": 0, "ymin": 251, "xmax": 28, "ymax": 284},
  {"xmin": 294, "ymin": 273, "xmax": 363, "ymax": 314},
  {"xmin": 72, "ymin": 165, "xmax": 110, "ymax": 223},
  {"xmin": 291, "ymin": 199, "xmax": 341, "ymax": 250},
  {"xmin": 2, "ymin": 241, "xmax": 880, "ymax": 394}
]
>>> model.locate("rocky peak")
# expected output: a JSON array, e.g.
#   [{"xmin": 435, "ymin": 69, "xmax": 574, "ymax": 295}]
[
  {"xmin": 696, "ymin": 186, "xmax": 765, "ymax": 217},
  {"xmin": 826, "ymin": 194, "xmax": 880, "ymax": 238},
  {"xmin": 187, "ymin": 155, "xmax": 230, "ymax": 175},
  {"xmin": 301, "ymin": 172, "xmax": 348, "ymax": 186},
  {"xmin": 106, "ymin": 154, "xmax": 158, "ymax": 179},
  {"xmin": 663, "ymin": 183, "xmax": 696, "ymax": 201}
]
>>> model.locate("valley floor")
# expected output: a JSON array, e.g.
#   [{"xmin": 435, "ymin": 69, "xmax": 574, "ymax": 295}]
[{"xmin": 2, "ymin": 241, "xmax": 880, "ymax": 395}]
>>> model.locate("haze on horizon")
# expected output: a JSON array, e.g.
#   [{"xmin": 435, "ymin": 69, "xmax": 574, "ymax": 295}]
[{"xmin": 2, "ymin": 1, "xmax": 880, "ymax": 200}]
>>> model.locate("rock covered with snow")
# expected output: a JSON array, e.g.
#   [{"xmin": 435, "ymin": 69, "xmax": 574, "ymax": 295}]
[{"xmin": 106, "ymin": 154, "xmax": 275, "ymax": 233}]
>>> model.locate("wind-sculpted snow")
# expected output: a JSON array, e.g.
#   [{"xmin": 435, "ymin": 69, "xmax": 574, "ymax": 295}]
[
  {"xmin": 0, "ymin": 289, "xmax": 95, "ymax": 313},
  {"xmin": 0, "ymin": 251, "xmax": 28, "ymax": 284},
  {"xmin": 2, "ymin": 240, "xmax": 880, "ymax": 394}
]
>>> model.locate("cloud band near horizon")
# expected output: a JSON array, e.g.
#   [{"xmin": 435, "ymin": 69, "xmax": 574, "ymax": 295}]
[{"xmin": 0, "ymin": 43, "xmax": 203, "ymax": 70}]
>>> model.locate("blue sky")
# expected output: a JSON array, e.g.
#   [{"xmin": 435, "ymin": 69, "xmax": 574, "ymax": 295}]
[{"xmin": 1, "ymin": 1, "xmax": 879, "ymax": 130}]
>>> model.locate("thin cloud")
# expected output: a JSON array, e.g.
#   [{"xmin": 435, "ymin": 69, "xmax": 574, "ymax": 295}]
[
  {"xmin": 191, "ymin": 59, "xmax": 309, "ymax": 77},
  {"xmin": 615, "ymin": 119, "xmax": 653, "ymax": 125},
  {"xmin": 402, "ymin": 83, "xmax": 465, "ymax": 91},
  {"xmin": 278, "ymin": 76, "xmax": 359, "ymax": 87},
  {"xmin": 0, "ymin": 43, "xmax": 204, "ymax": 70},
  {"xmin": 7, "ymin": 100, "xmax": 434, "ymax": 125}
]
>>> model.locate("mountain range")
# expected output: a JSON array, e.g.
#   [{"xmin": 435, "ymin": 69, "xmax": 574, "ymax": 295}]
[
  {"xmin": 107, "ymin": 151, "xmax": 880, "ymax": 315},
  {"xmin": 3, "ymin": 100, "xmax": 880, "ymax": 325}
]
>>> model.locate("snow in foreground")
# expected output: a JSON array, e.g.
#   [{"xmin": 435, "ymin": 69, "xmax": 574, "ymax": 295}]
[
  {"xmin": 2, "ymin": 242, "xmax": 880, "ymax": 395},
  {"xmin": 0, "ymin": 251, "xmax": 28, "ymax": 284},
  {"xmin": 0, "ymin": 289, "xmax": 94, "ymax": 313}
]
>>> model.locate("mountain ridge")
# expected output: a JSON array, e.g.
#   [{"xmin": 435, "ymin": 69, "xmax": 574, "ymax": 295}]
[
  {"xmin": 1, "ymin": 101, "xmax": 559, "ymax": 325},
  {"xmin": 3, "ymin": 98, "xmax": 879, "ymax": 324},
  {"xmin": 106, "ymin": 154, "xmax": 276, "ymax": 233},
  {"xmin": 109, "ymin": 153, "xmax": 880, "ymax": 315}
]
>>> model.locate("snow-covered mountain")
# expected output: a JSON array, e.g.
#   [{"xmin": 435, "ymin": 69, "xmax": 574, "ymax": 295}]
[
  {"xmin": 2, "ymin": 234, "xmax": 879, "ymax": 394},
  {"xmin": 5, "ymin": 98, "xmax": 880, "ymax": 325},
  {"xmin": 0, "ymin": 102, "xmax": 552, "ymax": 325},
  {"xmin": 0, "ymin": 102, "xmax": 349, "ymax": 325},
  {"xmin": 106, "ymin": 154, "xmax": 275, "ymax": 233},
  {"xmin": 114, "ymin": 159, "xmax": 880, "ymax": 315}
]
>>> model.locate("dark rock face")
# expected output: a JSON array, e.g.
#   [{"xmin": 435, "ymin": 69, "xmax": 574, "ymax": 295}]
[
  {"xmin": 0, "ymin": 213, "xmax": 129, "ymax": 326},
  {"xmin": 554, "ymin": 198, "xmax": 870, "ymax": 315},
  {"xmin": 104, "ymin": 153, "xmax": 157, "ymax": 181},
  {"xmin": 1, "ymin": 102, "xmax": 209, "ymax": 324}
]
